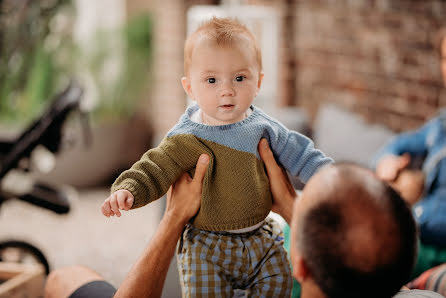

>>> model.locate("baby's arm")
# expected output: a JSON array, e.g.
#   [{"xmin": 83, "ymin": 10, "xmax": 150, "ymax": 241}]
[
  {"xmin": 101, "ymin": 189, "xmax": 134, "ymax": 217},
  {"xmin": 107, "ymin": 135, "xmax": 209, "ymax": 211},
  {"xmin": 269, "ymin": 125, "xmax": 333, "ymax": 183}
]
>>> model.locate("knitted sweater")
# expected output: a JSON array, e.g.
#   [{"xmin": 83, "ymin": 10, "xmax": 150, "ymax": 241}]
[{"xmin": 112, "ymin": 104, "xmax": 333, "ymax": 231}]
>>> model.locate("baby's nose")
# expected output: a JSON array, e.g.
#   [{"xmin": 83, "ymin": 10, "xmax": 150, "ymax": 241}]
[{"xmin": 219, "ymin": 82, "xmax": 235, "ymax": 97}]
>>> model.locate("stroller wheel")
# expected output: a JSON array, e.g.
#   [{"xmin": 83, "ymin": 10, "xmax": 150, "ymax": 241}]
[{"xmin": 0, "ymin": 240, "xmax": 50, "ymax": 275}]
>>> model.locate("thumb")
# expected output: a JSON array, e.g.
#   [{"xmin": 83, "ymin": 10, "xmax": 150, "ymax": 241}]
[
  {"xmin": 259, "ymin": 138, "xmax": 280, "ymax": 176},
  {"xmin": 192, "ymin": 154, "xmax": 209, "ymax": 188},
  {"xmin": 258, "ymin": 138, "xmax": 273, "ymax": 161}
]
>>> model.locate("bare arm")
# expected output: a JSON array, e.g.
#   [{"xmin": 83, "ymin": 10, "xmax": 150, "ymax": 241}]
[
  {"xmin": 114, "ymin": 154, "xmax": 209, "ymax": 298},
  {"xmin": 258, "ymin": 138, "xmax": 298, "ymax": 224}
]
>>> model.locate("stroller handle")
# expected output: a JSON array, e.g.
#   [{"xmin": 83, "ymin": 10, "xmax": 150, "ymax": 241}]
[{"xmin": 0, "ymin": 82, "xmax": 84, "ymax": 179}]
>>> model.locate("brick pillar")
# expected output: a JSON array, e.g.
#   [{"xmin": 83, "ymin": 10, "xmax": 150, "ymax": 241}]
[
  {"xmin": 146, "ymin": 0, "xmax": 188, "ymax": 145},
  {"xmin": 243, "ymin": 0, "xmax": 297, "ymax": 107},
  {"xmin": 279, "ymin": 0, "xmax": 297, "ymax": 106}
]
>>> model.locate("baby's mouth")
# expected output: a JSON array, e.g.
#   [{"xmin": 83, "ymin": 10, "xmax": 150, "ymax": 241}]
[{"xmin": 220, "ymin": 104, "xmax": 234, "ymax": 108}]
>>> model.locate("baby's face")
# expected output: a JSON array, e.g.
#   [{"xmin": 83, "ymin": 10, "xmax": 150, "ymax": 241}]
[{"xmin": 182, "ymin": 38, "xmax": 263, "ymax": 125}]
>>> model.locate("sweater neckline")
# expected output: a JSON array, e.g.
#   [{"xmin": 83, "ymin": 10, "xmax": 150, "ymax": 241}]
[{"xmin": 182, "ymin": 104, "xmax": 260, "ymax": 130}]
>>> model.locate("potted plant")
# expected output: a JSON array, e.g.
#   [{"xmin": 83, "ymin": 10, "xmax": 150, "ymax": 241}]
[{"xmin": 1, "ymin": 1, "xmax": 154, "ymax": 187}]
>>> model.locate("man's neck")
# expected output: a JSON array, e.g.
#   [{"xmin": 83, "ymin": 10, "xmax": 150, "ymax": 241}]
[{"xmin": 300, "ymin": 282, "xmax": 327, "ymax": 298}]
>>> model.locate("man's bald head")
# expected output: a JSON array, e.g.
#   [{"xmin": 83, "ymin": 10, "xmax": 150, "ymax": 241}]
[{"xmin": 292, "ymin": 163, "xmax": 417, "ymax": 298}]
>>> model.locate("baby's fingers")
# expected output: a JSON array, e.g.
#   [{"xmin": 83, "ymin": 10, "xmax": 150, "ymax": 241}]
[
  {"xmin": 110, "ymin": 195, "xmax": 121, "ymax": 217},
  {"xmin": 116, "ymin": 191, "xmax": 133, "ymax": 211},
  {"xmin": 101, "ymin": 200, "xmax": 113, "ymax": 217},
  {"xmin": 123, "ymin": 196, "xmax": 134, "ymax": 210},
  {"xmin": 117, "ymin": 192, "xmax": 127, "ymax": 210}
]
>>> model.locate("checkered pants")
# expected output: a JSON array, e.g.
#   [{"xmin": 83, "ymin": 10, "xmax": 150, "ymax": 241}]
[{"xmin": 177, "ymin": 218, "xmax": 292, "ymax": 297}]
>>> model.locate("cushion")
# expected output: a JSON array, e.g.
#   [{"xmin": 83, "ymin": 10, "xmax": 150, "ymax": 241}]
[{"xmin": 313, "ymin": 104, "xmax": 395, "ymax": 167}]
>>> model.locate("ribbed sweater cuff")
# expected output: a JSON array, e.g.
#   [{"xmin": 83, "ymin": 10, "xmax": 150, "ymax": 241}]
[{"xmin": 111, "ymin": 179, "xmax": 148, "ymax": 209}]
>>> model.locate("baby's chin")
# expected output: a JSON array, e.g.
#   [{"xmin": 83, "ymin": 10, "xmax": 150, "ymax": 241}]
[{"xmin": 205, "ymin": 118, "xmax": 242, "ymax": 125}]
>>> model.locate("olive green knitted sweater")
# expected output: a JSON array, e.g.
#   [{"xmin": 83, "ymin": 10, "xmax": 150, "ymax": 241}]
[{"xmin": 111, "ymin": 105, "xmax": 332, "ymax": 231}]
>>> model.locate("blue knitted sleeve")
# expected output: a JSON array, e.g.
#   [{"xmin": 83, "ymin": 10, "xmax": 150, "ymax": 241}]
[
  {"xmin": 371, "ymin": 117, "xmax": 436, "ymax": 167},
  {"xmin": 267, "ymin": 119, "xmax": 333, "ymax": 183}
]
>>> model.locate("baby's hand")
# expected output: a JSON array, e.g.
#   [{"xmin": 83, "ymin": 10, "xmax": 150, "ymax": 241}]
[
  {"xmin": 376, "ymin": 153, "xmax": 411, "ymax": 182},
  {"xmin": 101, "ymin": 189, "xmax": 134, "ymax": 217}
]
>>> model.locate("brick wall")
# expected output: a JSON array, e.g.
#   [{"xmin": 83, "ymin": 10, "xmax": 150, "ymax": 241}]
[
  {"xmin": 294, "ymin": 0, "xmax": 446, "ymax": 132},
  {"xmin": 246, "ymin": 0, "xmax": 298, "ymax": 107},
  {"xmin": 128, "ymin": 0, "xmax": 446, "ymax": 136}
]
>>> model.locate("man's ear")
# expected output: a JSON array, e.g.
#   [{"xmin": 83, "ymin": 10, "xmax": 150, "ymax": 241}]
[
  {"xmin": 293, "ymin": 253, "xmax": 310, "ymax": 283},
  {"xmin": 181, "ymin": 77, "xmax": 193, "ymax": 99}
]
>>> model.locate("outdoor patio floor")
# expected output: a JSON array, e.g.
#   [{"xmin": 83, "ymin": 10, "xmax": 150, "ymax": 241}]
[{"xmin": 0, "ymin": 187, "xmax": 182, "ymax": 297}]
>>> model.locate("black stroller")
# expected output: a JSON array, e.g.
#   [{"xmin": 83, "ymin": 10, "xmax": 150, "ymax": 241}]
[{"xmin": 0, "ymin": 82, "xmax": 87, "ymax": 275}]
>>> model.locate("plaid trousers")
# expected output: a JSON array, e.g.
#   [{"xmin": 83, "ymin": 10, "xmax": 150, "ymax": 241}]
[{"xmin": 177, "ymin": 218, "xmax": 293, "ymax": 297}]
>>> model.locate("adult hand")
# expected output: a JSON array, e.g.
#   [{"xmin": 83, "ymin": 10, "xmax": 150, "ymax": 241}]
[
  {"xmin": 389, "ymin": 169, "xmax": 425, "ymax": 206},
  {"xmin": 376, "ymin": 153, "xmax": 411, "ymax": 182},
  {"xmin": 165, "ymin": 153, "xmax": 210, "ymax": 225},
  {"xmin": 258, "ymin": 138, "xmax": 298, "ymax": 224}
]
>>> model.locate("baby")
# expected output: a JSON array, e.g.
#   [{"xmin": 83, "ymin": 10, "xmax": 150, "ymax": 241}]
[{"xmin": 101, "ymin": 17, "xmax": 333, "ymax": 297}]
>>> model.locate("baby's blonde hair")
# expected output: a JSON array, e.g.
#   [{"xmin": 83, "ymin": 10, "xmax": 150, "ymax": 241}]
[{"xmin": 184, "ymin": 17, "xmax": 262, "ymax": 75}]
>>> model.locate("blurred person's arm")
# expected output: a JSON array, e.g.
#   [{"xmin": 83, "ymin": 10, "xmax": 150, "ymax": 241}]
[
  {"xmin": 258, "ymin": 138, "xmax": 298, "ymax": 224},
  {"xmin": 372, "ymin": 115, "xmax": 440, "ymax": 175},
  {"xmin": 388, "ymin": 168, "xmax": 425, "ymax": 205},
  {"xmin": 376, "ymin": 153, "xmax": 411, "ymax": 182},
  {"xmin": 114, "ymin": 154, "xmax": 209, "ymax": 298},
  {"xmin": 377, "ymin": 116, "xmax": 436, "ymax": 157}
]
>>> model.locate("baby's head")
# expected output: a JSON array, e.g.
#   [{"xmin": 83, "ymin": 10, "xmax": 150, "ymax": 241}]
[
  {"xmin": 184, "ymin": 17, "xmax": 262, "ymax": 76},
  {"xmin": 181, "ymin": 17, "xmax": 264, "ymax": 125}
]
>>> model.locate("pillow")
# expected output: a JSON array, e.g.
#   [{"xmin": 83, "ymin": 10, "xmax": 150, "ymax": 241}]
[
  {"xmin": 267, "ymin": 106, "xmax": 311, "ymax": 137},
  {"xmin": 313, "ymin": 104, "xmax": 395, "ymax": 167}
]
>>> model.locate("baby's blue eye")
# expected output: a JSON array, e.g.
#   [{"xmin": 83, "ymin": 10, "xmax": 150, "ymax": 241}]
[
  {"xmin": 236, "ymin": 76, "xmax": 244, "ymax": 82},
  {"xmin": 207, "ymin": 78, "xmax": 216, "ymax": 84}
]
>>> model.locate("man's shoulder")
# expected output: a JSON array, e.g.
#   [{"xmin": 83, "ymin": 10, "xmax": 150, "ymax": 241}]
[{"xmin": 393, "ymin": 289, "xmax": 444, "ymax": 298}]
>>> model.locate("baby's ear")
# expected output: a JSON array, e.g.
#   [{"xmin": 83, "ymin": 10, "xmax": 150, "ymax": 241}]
[
  {"xmin": 255, "ymin": 72, "xmax": 264, "ymax": 97},
  {"xmin": 257, "ymin": 72, "xmax": 264, "ymax": 89},
  {"xmin": 181, "ymin": 77, "xmax": 193, "ymax": 98}
]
